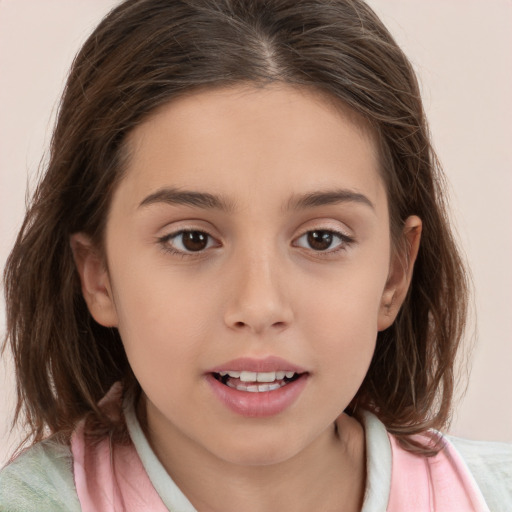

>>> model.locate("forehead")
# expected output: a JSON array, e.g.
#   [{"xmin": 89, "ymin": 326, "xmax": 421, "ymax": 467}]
[{"xmin": 116, "ymin": 83, "xmax": 385, "ymax": 215}]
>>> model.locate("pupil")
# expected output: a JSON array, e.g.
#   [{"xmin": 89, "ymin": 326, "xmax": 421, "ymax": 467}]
[
  {"xmin": 308, "ymin": 231, "xmax": 333, "ymax": 251},
  {"xmin": 183, "ymin": 231, "xmax": 208, "ymax": 251}
]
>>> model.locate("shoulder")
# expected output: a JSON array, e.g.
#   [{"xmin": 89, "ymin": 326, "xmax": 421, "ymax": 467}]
[
  {"xmin": 448, "ymin": 435, "xmax": 512, "ymax": 510},
  {"xmin": 0, "ymin": 437, "xmax": 81, "ymax": 512}
]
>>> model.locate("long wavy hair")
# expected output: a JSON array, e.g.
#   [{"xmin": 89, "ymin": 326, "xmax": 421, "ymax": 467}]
[{"xmin": 3, "ymin": 0, "xmax": 469, "ymax": 454}]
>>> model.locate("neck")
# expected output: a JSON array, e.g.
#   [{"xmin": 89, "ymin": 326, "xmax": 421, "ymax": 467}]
[{"xmin": 139, "ymin": 398, "xmax": 366, "ymax": 512}]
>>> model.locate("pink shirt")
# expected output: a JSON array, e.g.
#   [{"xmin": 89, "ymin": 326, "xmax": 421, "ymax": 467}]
[{"xmin": 71, "ymin": 384, "xmax": 489, "ymax": 511}]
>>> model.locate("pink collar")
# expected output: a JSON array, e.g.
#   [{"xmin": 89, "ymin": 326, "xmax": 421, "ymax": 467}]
[
  {"xmin": 71, "ymin": 383, "xmax": 168, "ymax": 511},
  {"xmin": 387, "ymin": 431, "xmax": 489, "ymax": 511}
]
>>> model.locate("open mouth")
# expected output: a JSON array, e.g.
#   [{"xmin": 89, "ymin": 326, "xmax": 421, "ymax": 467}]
[
  {"xmin": 212, "ymin": 370, "xmax": 303, "ymax": 392},
  {"xmin": 207, "ymin": 364, "xmax": 309, "ymax": 416}
]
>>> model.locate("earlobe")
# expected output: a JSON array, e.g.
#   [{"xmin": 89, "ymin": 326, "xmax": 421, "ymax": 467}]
[
  {"xmin": 378, "ymin": 216, "xmax": 422, "ymax": 331},
  {"xmin": 70, "ymin": 233, "xmax": 118, "ymax": 327}
]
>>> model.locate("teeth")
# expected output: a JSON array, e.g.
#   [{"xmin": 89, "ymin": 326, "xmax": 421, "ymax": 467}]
[
  {"xmin": 217, "ymin": 369, "xmax": 300, "ymax": 392},
  {"xmin": 240, "ymin": 371, "xmax": 257, "ymax": 382},
  {"xmin": 226, "ymin": 381, "xmax": 286, "ymax": 392},
  {"xmin": 219, "ymin": 370, "xmax": 297, "ymax": 382},
  {"xmin": 257, "ymin": 372, "xmax": 276, "ymax": 383},
  {"xmin": 219, "ymin": 371, "xmax": 240, "ymax": 378}
]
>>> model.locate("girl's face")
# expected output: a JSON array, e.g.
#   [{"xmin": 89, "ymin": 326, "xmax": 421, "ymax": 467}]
[{"xmin": 74, "ymin": 84, "xmax": 420, "ymax": 467}]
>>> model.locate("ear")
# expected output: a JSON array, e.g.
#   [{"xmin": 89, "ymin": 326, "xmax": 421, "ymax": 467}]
[
  {"xmin": 70, "ymin": 233, "xmax": 118, "ymax": 327},
  {"xmin": 378, "ymin": 216, "xmax": 422, "ymax": 331}
]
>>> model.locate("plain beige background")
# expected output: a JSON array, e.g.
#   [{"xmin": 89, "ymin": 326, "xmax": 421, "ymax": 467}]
[{"xmin": 1, "ymin": 0, "xmax": 511, "ymax": 466}]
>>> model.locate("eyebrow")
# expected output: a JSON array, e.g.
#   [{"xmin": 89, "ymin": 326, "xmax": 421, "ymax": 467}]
[
  {"xmin": 139, "ymin": 187, "xmax": 374, "ymax": 212},
  {"xmin": 285, "ymin": 189, "xmax": 374, "ymax": 211},
  {"xmin": 139, "ymin": 188, "xmax": 236, "ymax": 212}
]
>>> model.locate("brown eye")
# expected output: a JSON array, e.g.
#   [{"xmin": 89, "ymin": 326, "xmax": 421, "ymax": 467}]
[
  {"xmin": 181, "ymin": 231, "xmax": 209, "ymax": 251},
  {"xmin": 307, "ymin": 231, "xmax": 334, "ymax": 251},
  {"xmin": 161, "ymin": 229, "xmax": 217, "ymax": 254},
  {"xmin": 294, "ymin": 229, "xmax": 352, "ymax": 253}
]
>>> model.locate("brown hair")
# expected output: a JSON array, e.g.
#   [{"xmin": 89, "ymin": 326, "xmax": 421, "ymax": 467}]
[{"xmin": 3, "ymin": 0, "xmax": 468, "ymax": 454}]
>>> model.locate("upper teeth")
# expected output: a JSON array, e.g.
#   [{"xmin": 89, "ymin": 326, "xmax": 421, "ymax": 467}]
[{"xmin": 218, "ymin": 370, "xmax": 296, "ymax": 382}]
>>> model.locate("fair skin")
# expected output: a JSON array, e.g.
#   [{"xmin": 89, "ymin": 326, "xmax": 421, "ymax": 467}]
[{"xmin": 72, "ymin": 84, "xmax": 421, "ymax": 512}]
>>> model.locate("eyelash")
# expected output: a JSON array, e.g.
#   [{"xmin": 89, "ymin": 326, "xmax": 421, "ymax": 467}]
[{"xmin": 157, "ymin": 228, "xmax": 355, "ymax": 259}]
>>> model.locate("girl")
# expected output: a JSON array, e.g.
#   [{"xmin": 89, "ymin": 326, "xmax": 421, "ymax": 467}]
[{"xmin": 1, "ymin": 0, "xmax": 511, "ymax": 510}]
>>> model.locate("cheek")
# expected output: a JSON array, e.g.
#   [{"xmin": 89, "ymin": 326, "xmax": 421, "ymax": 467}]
[
  {"xmin": 302, "ymin": 255, "xmax": 389, "ymax": 332},
  {"xmin": 304, "ymin": 288, "xmax": 380, "ymax": 362},
  {"xmin": 108, "ymin": 260, "xmax": 216, "ymax": 375},
  {"xmin": 297, "ymin": 252, "xmax": 390, "ymax": 369},
  {"xmin": 303, "ymin": 295, "xmax": 379, "ymax": 408}
]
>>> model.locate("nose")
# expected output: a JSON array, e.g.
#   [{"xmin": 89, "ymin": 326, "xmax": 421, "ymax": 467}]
[{"xmin": 223, "ymin": 250, "xmax": 294, "ymax": 335}]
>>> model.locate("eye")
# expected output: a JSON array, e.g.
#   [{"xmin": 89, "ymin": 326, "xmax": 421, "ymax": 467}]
[
  {"xmin": 159, "ymin": 229, "xmax": 218, "ymax": 255},
  {"xmin": 294, "ymin": 229, "xmax": 353, "ymax": 253}
]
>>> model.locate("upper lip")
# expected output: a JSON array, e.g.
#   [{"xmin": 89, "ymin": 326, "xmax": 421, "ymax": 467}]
[{"xmin": 208, "ymin": 356, "xmax": 307, "ymax": 374}]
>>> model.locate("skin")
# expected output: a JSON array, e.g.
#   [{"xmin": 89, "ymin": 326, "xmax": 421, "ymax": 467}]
[{"xmin": 72, "ymin": 84, "xmax": 421, "ymax": 512}]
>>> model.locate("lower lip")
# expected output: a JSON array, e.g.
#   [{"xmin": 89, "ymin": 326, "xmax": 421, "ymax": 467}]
[{"xmin": 205, "ymin": 374, "xmax": 308, "ymax": 418}]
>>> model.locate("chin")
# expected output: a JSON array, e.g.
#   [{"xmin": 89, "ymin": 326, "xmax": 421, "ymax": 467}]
[{"xmin": 210, "ymin": 427, "xmax": 311, "ymax": 467}]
